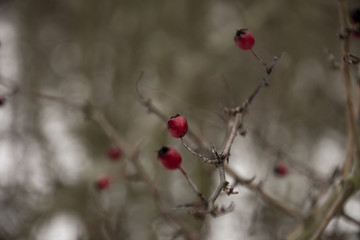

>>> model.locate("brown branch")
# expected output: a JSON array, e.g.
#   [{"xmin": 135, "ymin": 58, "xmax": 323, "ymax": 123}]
[
  {"xmin": 221, "ymin": 74, "xmax": 235, "ymax": 107},
  {"xmin": 15, "ymin": 88, "xmax": 196, "ymax": 240},
  {"xmin": 88, "ymin": 108, "xmax": 197, "ymax": 239},
  {"xmin": 181, "ymin": 138, "xmax": 217, "ymax": 164},
  {"xmin": 179, "ymin": 167, "xmax": 206, "ymax": 201},
  {"xmin": 338, "ymin": 0, "xmax": 360, "ymax": 178},
  {"xmin": 208, "ymin": 147, "xmax": 227, "ymax": 205},
  {"xmin": 136, "ymin": 54, "xmax": 282, "ymax": 218},
  {"xmin": 250, "ymin": 48, "xmax": 269, "ymax": 70},
  {"xmin": 136, "ymin": 71, "xmax": 168, "ymax": 123},
  {"xmin": 342, "ymin": 212, "xmax": 360, "ymax": 227},
  {"xmin": 225, "ymin": 167, "xmax": 304, "ymax": 219},
  {"xmin": 307, "ymin": 188, "xmax": 350, "ymax": 240},
  {"xmin": 221, "ymin": 112, "xmax": 242, "ymax": 160},
  {"xmin": 286, "ymin": 179, "xmax": 356, "ymax": 240},
  {"xmin": 136, "ymin": 71, "xmax": 210, "ymax": 150},
  {"xmin": 19, "ymin": 88, "xmax": 84, "ymax": 111}
]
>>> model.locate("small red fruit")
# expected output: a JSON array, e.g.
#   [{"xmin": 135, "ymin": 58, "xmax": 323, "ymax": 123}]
[
  {"xmin": 274, "ymin": 164, "xmax": 288, "ymax": 177},
  {"xmin": 107, "ymin": 146, "xmax": 122, "ymax": 161},
  {"xmin": 95, "ymin": 177, "xmax": 110, "ymax": 190},
  {"xmin": 157, "ymin": 146, "xmax": 182, "ymax": 170},
  {"xmin": 167, "ymin": 114, "xmax": 188, "ymax": 138},
  {"xmin": 234, "ymin": 29, "xmax": 255, "ymax": 50}
]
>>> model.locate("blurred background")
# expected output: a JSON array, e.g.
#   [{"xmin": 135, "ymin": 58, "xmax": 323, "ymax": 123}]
[{"xmin": 0, "ymin": 0, "xmax": 359, "ymax": 239}]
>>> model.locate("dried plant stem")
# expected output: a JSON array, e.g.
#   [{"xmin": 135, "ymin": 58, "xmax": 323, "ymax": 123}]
[
  {"xmin": 20, "ymin": 89, "xmax": 83, "ymax": 110},
  {"xmin": 208, "ymin": 163, "xmax": 226, "ymax": 205},
  {"xmin": 90, "ymin": 109, "xmax": 196, "ymax": 239},
  {"xmin": 181, "ymin": 138, "xmax": 216, "ymax": 164},
  {"xmin": 342, "ymin": 212, "xmax": 360, "ymax": 226},
  {"xmin": 16, "ymin": 89, "xmax": 196, "ymax": 239},
  {"xmin": 250, "ymin": 48, "xmax": 268, "ymax": 70},
  {"xmin": 136, "ymin": 71, "xmax": 209, "ymax": 149},
  {"xmin": 225, "ymin": 167, "xmax": 304, "ymax": 219},
  {"xmin": 338, "ymin": 0, "xmax": 360, "ymax": 178},
  {"xmin": 222, "ymin": 112, "xmax": 242, "ymax": 159},
  {"xmin": 178, "ymin": 167, "xmax": 206, "ymax": 201},
  {"xmin": 307, "ymin": 188, "xmax": 350, "ymax": 240},
  {"xmin": 136, "ymin": 54, "xmax": 281, "ymax": 217}
]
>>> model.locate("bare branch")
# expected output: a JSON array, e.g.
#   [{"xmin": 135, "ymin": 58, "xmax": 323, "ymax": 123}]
[
  {"xmin": 342, "ymin": 212, "xmax": 360, "ymax": 227},
  {"xmin": 136, "ymin": 71, "xmax": 210, "ymax": 150},
  {"xmin": 178, "ymin": 167, "xmax": 206, "ymax": 201},
  {"xmin": 226, "ymin": 167, "xmax": 304, "ymax": 219},
  {"xmin": 136, "ymin": 71, "xmax": 168, "ymax": 122},
  {"xmin": 181, "ymin": 138, "xmax": 217, "ymax": 164},
  {"xmin": 338, "ymin": 0, "xmax": 360, "ymax": 178}
]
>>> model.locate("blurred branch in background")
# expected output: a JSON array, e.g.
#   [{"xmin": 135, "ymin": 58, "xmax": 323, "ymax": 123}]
[{"xmin": 0, "ymin": 0, "xmax": 358, "ymax": 239}]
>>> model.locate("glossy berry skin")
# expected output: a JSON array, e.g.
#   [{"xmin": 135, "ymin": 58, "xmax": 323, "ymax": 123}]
[
  {"xmin": 107, "ymin": 146, "xmax": 122, "ymax": 160},
  {"xmin": 234, "ymin": 29, "xmax": 255, "ymax": 50},
  {"xmin": 167, "ymin": 114, "xmax": 188, "ymax": 138},
  {"xmin": 274, "ymin": 164, "xmax": 288, "ymax": 177},
  {"xmin": 95, "ymin": 177, "xmax": 110, "ymax": 190},
  {"xmin": 157, "ymin": 146, "xmax": 182, "ymax": 170}
]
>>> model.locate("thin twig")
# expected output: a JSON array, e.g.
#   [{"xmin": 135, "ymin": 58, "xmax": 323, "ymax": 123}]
[
  {"xmin": 225, "ymin": 167, "xmax": 304, "ymax": 219},
  {"xmin": 136, "ymin": 71, "xmax": 210, "ymax": 150},
  {"xmin": 338, "ymin": 0, "xmax": 360, "ymax": 178},
  {"xmin": 221, "ymin": 73, "xmax": 235, "ymax": 107},
  {"xmin": 20, "ymin": 89, "xmax": 84, "ymax": 110},
  {"xmin": 181, "ymin": 138, "xmax": 216, "ymax": 164},
  {"xmin": 308, "ymin": 185, "xmax": 352, "ymax": 240},
  {"xmin": 221, "ymin": 112, "xmax": 241, "ymax": 160},
  {"xmin": 250, "ymin": 48, "xmax": 269, "ymax": 70},
  {"xmin": 136, "ymin": 71, "xmax": 168, "ymax": 122},
  {"xmin": 208, "ymin": 146, "xmax": 227, "ymax": 204},
  {"xmin": 16, "ymin": 86, "xmax": 196, "ymax": 239},
  {"xmin": 342, "ymin": 212, "xmax": 360, "ymax": 227},
  {"xmin": 178, "ymin": 167, "xmax": 206, "ymax": 201}
]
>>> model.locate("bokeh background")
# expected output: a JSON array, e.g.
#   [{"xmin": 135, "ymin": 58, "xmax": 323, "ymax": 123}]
[{"xmin": 0, "ymin": 0, "xmax": 359, "ymax": 239}]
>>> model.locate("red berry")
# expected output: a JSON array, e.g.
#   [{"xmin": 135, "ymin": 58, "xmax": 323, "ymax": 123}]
[
  {"xmin": 234, "ymin": 29, "xmax": 255, "ymax": 50},
  {"xmin": 95, "ymin": 177, "xmax": 110, "ymax": 190},
  {"xmin": 274, "ymin": 164, "xmax": 288, "ymax": 177},
  {"xmin": 0, "ymin": 96, "xmax": 6, "ymax": 106},
  {"xmin": 167, "ymin": 114, "xmax": 188, "ymax": 138},
  {"xmin": 157, "ymin": 146, "xmax": 182, "ymax": 170},
  {"xmin": 107, "ymin": 146, "xmax": 122, "ymax": 160}
]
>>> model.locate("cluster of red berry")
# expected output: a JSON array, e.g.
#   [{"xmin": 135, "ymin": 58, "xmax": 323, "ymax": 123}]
[
  {"xmin": 158, "ymin": 114, "xmax": 188, "ymax": 170},
  {"xmin": 95, "ymin": 145, "xmax": 123, "ymax": 190},
  {"xmin": 95, "ymin": 28, "xmax": 289, "ymax": 190}
]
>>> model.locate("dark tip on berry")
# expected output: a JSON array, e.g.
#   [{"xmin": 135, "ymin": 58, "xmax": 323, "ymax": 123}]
[
  {"xmin": 236, "ymin": 29, "xmax": 248, "ymax": 37},
  {"xmin": 170, "ymin": 114, "xmax": 180, "ymax": 119},
  {"xmin": 158, "ymin": 146, "xmax": 170, "ymax": 156}
]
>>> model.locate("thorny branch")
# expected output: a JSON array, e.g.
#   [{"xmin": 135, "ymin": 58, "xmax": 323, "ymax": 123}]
[
  {"xmin": 136, "ymin": 53, "xmax": 283, "ymax": 217},
  {"xmin": 338, "ymin": 0, "xmax": 360, "ymax": 178},
  {"xmin": 180, "ymin": 138, "xmax": 217, "ymax": 164},
  {"xmin": 136, "ymin": 71, "xmax": 209, "ymax": 150},
  {"xmin": 342, "ymin": 211, "xmax": 360, "ymax": 227},
  {"xmin": 286, "ymin": 1, "xmax": 360, "ymax": 239},
  {"xmin": 225, "ymin": 167, "xmax": 304, "ymax": 219},
  {"xmin": 6, "ymin": 86, "xmax": 197, "ymax": 240}
]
